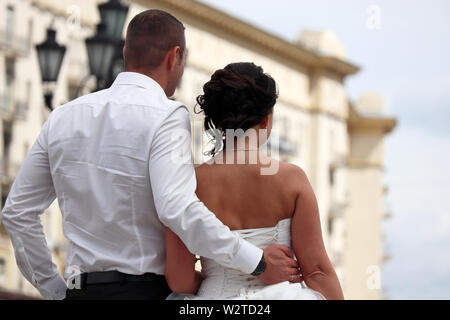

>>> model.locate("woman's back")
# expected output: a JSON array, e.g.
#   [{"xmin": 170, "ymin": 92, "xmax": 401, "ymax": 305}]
[
  {"xmin": 178, "ymin": 157, "xmax": 328, "ymax": 300},
  {"xmin": 195, "ymin": 156, "xmax": 300, "ymax": 231}
]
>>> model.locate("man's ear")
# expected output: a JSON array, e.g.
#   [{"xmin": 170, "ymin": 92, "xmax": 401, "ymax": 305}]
[{"xmin": 167, "ymin": 46, "xmax": 180, "ymax": 71}]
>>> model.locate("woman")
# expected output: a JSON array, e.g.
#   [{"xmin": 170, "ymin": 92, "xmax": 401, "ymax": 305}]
[{"xmin": 165, "ymin": 62, "xmax": 344, "ymax": 300}]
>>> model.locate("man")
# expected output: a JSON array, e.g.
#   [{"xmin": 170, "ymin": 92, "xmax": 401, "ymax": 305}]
[{"xmin": 1, "ymin": 10, "xmax": 301, "ymax": 300}]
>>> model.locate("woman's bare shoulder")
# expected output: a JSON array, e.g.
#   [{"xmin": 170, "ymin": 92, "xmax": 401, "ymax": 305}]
[
  {"xmin": 278, "ymin": 161, "xmax": 308, "ymax": 178},
  {"xmin": 277, "ymin": 162, "xmax": 310, "ymax": 190}
]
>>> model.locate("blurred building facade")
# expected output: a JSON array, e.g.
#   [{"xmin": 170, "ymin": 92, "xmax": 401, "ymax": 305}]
[{"xmin": 0, "ymin": 0, "xmax": 396, "ymax": 299}]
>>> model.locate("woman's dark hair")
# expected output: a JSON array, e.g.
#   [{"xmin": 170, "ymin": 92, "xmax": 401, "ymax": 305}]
[{"xmin": 196, "ymin": 62, "xmax": 278, "ymax": 156}]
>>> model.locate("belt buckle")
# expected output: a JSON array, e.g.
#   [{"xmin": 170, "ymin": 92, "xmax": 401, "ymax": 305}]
[{"xmin": 77, "ymin": 273, "xmax": 87, "ymax": 290}]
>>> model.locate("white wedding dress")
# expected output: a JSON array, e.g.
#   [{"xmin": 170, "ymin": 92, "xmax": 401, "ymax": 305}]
[{"xmin": 167, "ymin": 218, "xmax": 326, "ymax": 300}]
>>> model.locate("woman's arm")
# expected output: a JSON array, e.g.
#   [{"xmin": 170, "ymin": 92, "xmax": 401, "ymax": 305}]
[
  {"xmin": 165, "ymin": 227, "xmax": 204, "ymax": 294},
  {"xmin": 290, "ymin": 167, "xmax": 345, "ymax": 300}
]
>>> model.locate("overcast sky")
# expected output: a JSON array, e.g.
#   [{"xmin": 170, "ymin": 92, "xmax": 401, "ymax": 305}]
[{"xmin": 197, "ymin": 0, "xmax": 450, "ymax": 299}]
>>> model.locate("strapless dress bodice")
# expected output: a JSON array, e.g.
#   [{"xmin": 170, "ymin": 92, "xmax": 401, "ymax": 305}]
[
  {"xmin": 167, "ymin": 218, "xmax": 325, "ymax": 300},
  {"xmin": 196, "ymin": 218, "xmax": 292, "ymax": 299}
]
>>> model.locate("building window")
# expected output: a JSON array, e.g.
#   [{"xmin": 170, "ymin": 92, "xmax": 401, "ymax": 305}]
[
  {"xmin": 5, "ymin": 6, "xmax": 14, "ymax": 46},
  {"xmin": 329, "ymin": 165, "xmax": 335, "ymax": 186},
  {"xmin": 24, "ymin": 80, "xmax": 32, "ymax": 113},
  {"xmin": 0, "ymin": 258, "xmax": 5, "ymax": 288},
  {"xmin": 1, "ymin": 181, "xmax": 11, "ymax": 212},
  {"xmin": 3, "ymin": 122, "xmax": 12, "ymax": 159},
  {"xmin": 4, "ymin": 59, "xmax": 15, "ymax": 110},
  {"xmin": 328, "ymin": 215, "xmax": 334, "ymax": 235},
  {"xmin": 1, "ymin": 195, "xmax": 7, "ymax": 209}
]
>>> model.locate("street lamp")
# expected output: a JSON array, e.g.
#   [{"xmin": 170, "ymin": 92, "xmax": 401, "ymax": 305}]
[
  {"xmin": 36, "ymin": 1, "xmax": 129, "ymax": 97},
  {"xmin": 106, "ymin": 39, "xmax": 125, "ymax": 88},
  {"xmin": 85, "ymin": 23, "xmax": 117, "ymax": 90},
  {"xmin": 35, "ymin": 29, "xmax": 66, "ymax": 111},
  {"xmin": 85, "ymin": 0, "xmax": 129, "ymax": 91},
  {"xmin": 98, "ymin": 0, "xmax": 129, "ymax": 40}
]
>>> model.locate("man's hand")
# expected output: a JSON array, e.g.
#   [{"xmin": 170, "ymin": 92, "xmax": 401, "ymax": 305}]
[{"xmin": 257, "ymin": 244, "xmax": 303, "ymax": 285}]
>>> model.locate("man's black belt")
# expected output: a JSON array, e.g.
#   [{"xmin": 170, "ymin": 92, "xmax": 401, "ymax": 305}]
[{"xmin": 80, "ymin": 271, "xmax": 164, "ymax": 285}]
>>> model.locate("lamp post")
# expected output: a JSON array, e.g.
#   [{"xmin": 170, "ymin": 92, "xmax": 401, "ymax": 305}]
[
  {"xmin": 35, "ymin": 29, "xmax": 66, "ymax": 111},
  {"xmin": 85, "ymin": 0, "xmax": 129, "ymax": 91},
  {"xmin": 106, "ymin": 39, "xmax": 125, "ymax": 88},
  {"xmin": 98, "ymin": 0, "xmax": 129, "ymax": 40},
  {"xmin": 85, "ymin": 23, "xmax": 117, "ymax": 91},
  {"xmin": 36, "ymin": 0, "xmax": 129, "ymax": 100}
]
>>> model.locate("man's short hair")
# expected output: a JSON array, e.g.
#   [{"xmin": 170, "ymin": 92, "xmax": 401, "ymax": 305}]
[{"xmin": 124, "ymin": 9, "xmax": 185, "ymax": 70}]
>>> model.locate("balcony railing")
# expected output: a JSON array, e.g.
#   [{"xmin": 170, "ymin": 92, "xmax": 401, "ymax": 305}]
[
  {"xmin": 14, "ymin": 101, "xmax": 27, "ymax": 120},
  {"xmin": 0, "ymin": 29, "xmax": 30, "ymax": 56},
  {"xmin": 267, "ymin": 133, "xmax": 297, "ymax": 156},
  {"xmin": 1, "ymin": 93, "xmax": 14, "ymax": 116},
  {"xmin": 0, "ymin": 93, "xmax": 27, "ymax": 121}
]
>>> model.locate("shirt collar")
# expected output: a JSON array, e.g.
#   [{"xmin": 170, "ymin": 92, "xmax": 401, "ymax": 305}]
[{"xmin": 111, "ymin": 72, "xmax": 167, "ymax": 97}]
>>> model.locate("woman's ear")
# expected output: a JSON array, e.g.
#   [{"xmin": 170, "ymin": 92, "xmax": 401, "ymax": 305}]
[{"xmin": 261, "ymin": 115, "xmax": 269, "ymax": 128}]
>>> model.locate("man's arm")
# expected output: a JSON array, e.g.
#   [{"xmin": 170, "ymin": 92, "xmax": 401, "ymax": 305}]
[
  {"xmin": 149, "ymin": 105, "xmax": 262, "ymax": 274},
  {"xmin": 1, "ymin": 117, "xmax": 67, "ymax": 300}
]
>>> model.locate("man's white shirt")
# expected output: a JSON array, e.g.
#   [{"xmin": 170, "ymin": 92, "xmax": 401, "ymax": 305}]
[{"xmin": 1, "ymin": 72, "xmax": 262, "ymax": 300}]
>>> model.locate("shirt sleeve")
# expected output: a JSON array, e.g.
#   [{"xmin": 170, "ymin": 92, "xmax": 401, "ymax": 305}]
[
  {"xmin": 1, "ymin": 117, "xmax": 67, "ymax": 300},
  {"xmin": 149, "ymin": 105, "xmax": 263, "ymax": 274}
]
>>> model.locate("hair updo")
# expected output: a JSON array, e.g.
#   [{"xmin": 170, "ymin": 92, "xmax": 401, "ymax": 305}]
[{"xmin": 196, "ymin": 62, "xmax": 278, "ymax": 156}]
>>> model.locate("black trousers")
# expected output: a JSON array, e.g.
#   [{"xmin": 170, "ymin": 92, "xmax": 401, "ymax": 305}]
[{"xmin": 64, "ymin": 273, "xmax": 172, "ymax": 300}]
